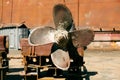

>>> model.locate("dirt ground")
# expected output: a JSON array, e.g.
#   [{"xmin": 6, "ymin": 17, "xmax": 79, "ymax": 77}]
[
  {"xmin": 2, "ymin": 49, "xmax": 120, "ymax": 80},
  {"xmin": 84, "ymin": 50, "xmax": 120, "ymax": 80}
]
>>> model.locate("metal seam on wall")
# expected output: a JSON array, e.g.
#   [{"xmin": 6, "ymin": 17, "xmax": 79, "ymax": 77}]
[
  {"xmin": 77, "ymin": 0, "xmax": 79, "ymax": 26},
  {"xmin": 0, "ymin": 0, "xmax": 3, "ymax": 23},
  {"xmin": 10, "ymin": 0, "xmax": 13, "ymax": 23}
]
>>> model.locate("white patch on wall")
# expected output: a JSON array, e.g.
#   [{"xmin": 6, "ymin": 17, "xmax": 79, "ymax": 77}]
[
  {"xmin": 9, "ymin": 33, "xmax": 15, "ymax": 48},
  {"xmin": 6, "ymin": 1, "xmax": 10, "ymax": 4}
]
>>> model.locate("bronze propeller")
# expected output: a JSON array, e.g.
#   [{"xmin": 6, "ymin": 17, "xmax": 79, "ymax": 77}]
[{"xmin": 28, "ymin": 4, "xmax": 94, "ymax": 70}]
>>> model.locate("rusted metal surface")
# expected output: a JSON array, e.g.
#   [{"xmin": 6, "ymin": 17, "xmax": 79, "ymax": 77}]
[
  {"xmin": 0, "ymin": 35, "xmax": 9, "ymax": 76},
  {"xmin": 0, "ymin": 0, "xmax": 120, "ymax": 29},
  {"xmin": 0, "ymin": 0, "xmax": 2, "ymax": 23},
  {"xmin": 53, "ymin": 4, "xmax": 73, "ymax": 31},
  {"xmin": 0, "ymin": 36, "xmax": 6, "ymax": 51},
  {"xmin": 0, "ymin": 35, "xmax": 8, "ymax": 53},
  {"xmin": 79, "ymin": 0, "xmax": 120, "ymax": 29},
  {"xmin": 1, "ymin": 0, "xmax": 12, "ymax": 23},
  {"xmin": 70, "ymin": 28, "xmax": 94, "ymax": 48},
  {"xmin": 20, "ymin": 38, "xmax": 53, "ymax": 56},
  {"xmin": 20, "ymin": 38, "xmax": 31, "ymax": 56},
  {"xmin": 34, "ymin": 43, "xmax": 53, "ymax": 56},
  {"xmin": 11, "ymin": 0, "xmax": 64, "ymax": 27},
  {"xmin": 0, "ymin": 35, "xmax": 9, "ymax": 52}
]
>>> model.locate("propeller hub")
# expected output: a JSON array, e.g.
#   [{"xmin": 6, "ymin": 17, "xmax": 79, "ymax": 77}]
[{"xmin": 54, "ymin": 29, "xmax": 69, "ymax": 48}]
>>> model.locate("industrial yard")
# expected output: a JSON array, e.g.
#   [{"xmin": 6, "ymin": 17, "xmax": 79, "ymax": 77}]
[
  {"xmin": 0, "ymin": 0, "xmax": 120, "ymax": 80},
  {"xmin": 2, "ymin": 49, "xmax": 119, "ymax": 80}
]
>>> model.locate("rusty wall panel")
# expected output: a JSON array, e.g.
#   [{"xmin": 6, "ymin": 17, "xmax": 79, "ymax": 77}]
[
  {"xmin": 11, "ymin": 0, "xmax": 65, "ymax": 28},
  {"xmin": 79, "ymin": 0, "xmax": 120, "ymax": 3},
  {"xmin": 65, "ymin": 0, "xmax": 79, "ymax": 26},
  {"xmin": 36, "ymin": 0, "xmax": 54, "ymax": 27},
  {"xmin": 79, "ymin": 1, "xmax": 120, "ymax": 30},
  {"xmin": 12, "ymin": 0, "xmax": 22, "ymax": 23},
  {"xmin": 79, "ymin": 0, "xmax": 120, "ymax": 4},
  {"xmin": 16, "ymin": 0, "xmax": 38, "ymax": 27},
  {"xmin": 2, "ymin": 0, "xmax": 12, "ymax": 23},
  {"xmin": 36, "ymin": 0, "xmax": 64, "ymax": 28},
  {"xmin": 0, "ymin": 0, "xmax": 2, "ymax": 23},
  {"xmin": 1, "ymin": 0, "xmax": 120, "ymax": 30}
]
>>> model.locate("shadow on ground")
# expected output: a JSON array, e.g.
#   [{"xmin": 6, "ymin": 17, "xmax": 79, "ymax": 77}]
[
  {"xmin": 81, "ymin": 65, "xmax": 98, "ymax": 80},
  {"xmin": 4, "ymin": 68, "xmax": 24, "ymax": 80},
  {"xmin": 3, "ymin": 66, "xmax": 97, "ymax": 80},
  {"xmin": 65, "ymin": 65, "xmax": 98, "ymax": 80}
]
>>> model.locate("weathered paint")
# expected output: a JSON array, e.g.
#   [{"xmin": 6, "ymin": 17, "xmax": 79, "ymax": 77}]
[
  {"xmin": 0, "ymin": 24, "xmax": 29, "ymax": 49},
  {"xmin": 0, "ymin": 0, "xmax": 120, "ymax": 29},
  {"xmin": 20, "ymin": 38, "xmax": 53, "ymax": 56},
  {"xmin": 79, "ymin": 1, "xmax": 120, "ymax": 30},
  {"xmin": 0, "ymin": 0, "xmax": 2, "ymax": 23},
  {"xmin": 2, "ymin": 0, "xmax": 12, "ymax": 23}
]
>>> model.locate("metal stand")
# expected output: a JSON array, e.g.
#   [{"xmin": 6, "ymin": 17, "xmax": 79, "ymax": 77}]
[{"xmin": 0, "ymin": 67, "xmax": 8, "ymax": 80}]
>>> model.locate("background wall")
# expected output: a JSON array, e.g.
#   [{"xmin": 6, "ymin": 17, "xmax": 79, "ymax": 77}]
[{"xmin": 0, "ymin": 0, "xmax": 120, "ymax": 29}]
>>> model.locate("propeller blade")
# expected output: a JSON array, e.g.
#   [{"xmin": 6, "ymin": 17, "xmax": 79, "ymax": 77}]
[
  {"xmin": 70, "ymin": 29, "xmax": 94, "ymax": 48},
  {"xmin": 51, "ymin": 49, "xmax": 70, "ymax": 70},
  {"xmin": 28, "ymin": 26, "xmax": 56, "ymax": 46},
  {"xmin": 53, "ymin": 4, "xmax": 73, "ymax": 31}
]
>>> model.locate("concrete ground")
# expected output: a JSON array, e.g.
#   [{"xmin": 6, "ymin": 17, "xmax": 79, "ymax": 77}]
[
  {"xmin": 2, "ymin": 49, "xmax": 120, "ymax": 80},
  {"xmin": 84, "ymin": 50, "xmax": 120, "ymax": 80}
]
